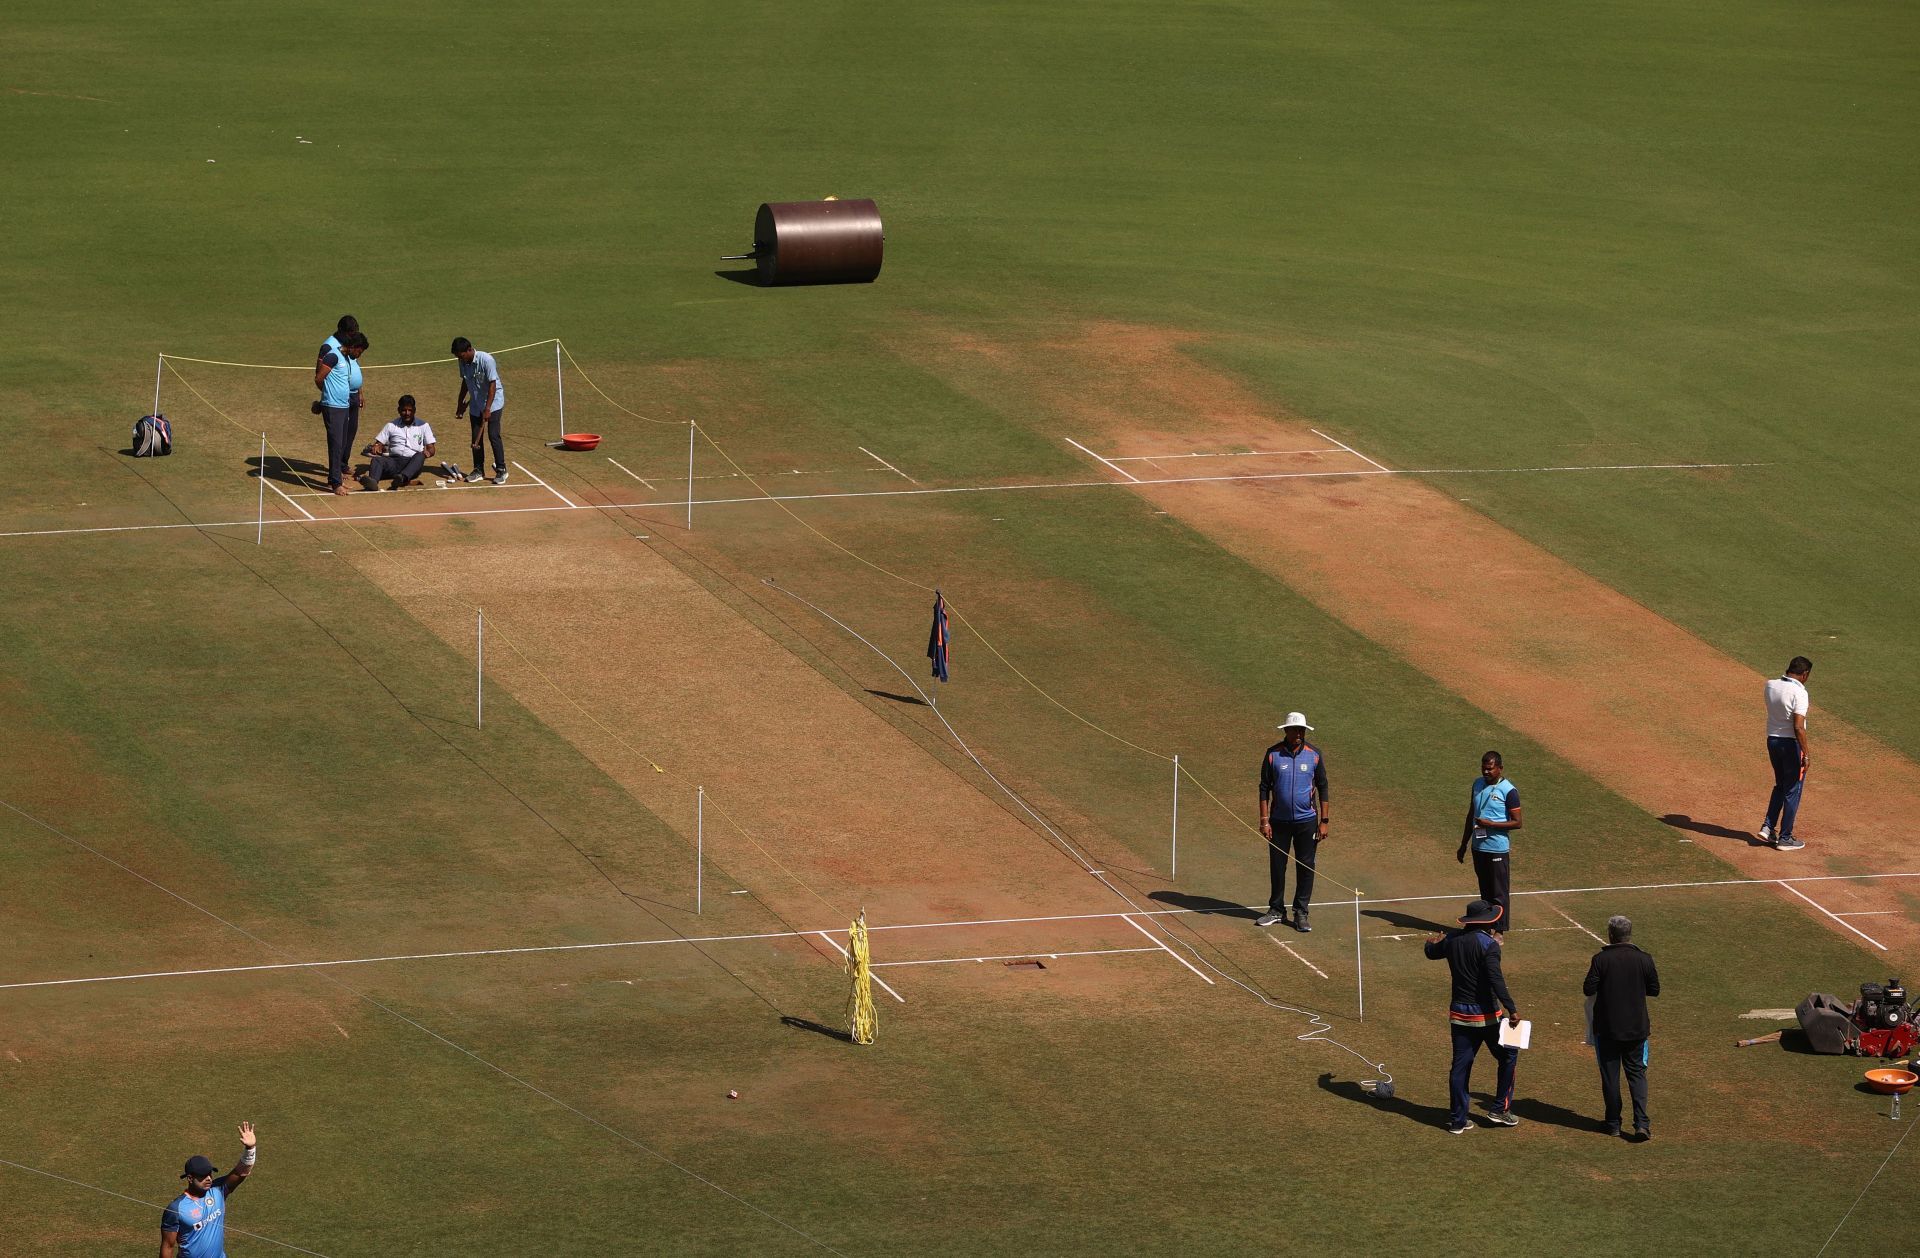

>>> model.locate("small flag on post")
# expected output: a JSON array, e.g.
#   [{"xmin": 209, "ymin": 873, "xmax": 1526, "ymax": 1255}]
[{"xmin": 926, "ymin": 590, "xmax": 950, "ymax": 683}]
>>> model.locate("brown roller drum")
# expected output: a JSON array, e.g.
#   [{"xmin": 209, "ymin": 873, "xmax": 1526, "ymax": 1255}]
[{"xmin": 754, "ymin": 199, "xmax": 884, "ymax": 286}]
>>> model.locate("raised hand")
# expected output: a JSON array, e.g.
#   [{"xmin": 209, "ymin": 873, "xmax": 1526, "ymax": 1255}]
[{"xmin": 238, "ymin": 1122, "xmax": 257, "ymax": 1149}]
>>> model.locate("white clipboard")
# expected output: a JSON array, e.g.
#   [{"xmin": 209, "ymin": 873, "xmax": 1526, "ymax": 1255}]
[{"xmin": 1498, "ymin": 1019, "xmax": 1533, "ymax": 1050}]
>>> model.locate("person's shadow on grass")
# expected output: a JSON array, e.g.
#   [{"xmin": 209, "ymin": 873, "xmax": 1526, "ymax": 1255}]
[
  {"xmin": 1317, "ymin": 1072, "xmax": 1452, "ymax": 1128},
  {"xmin": 1363, "ymin": 908, "xmax": 1454, "ymax": 934},
  {"xmin": 1149, "ymin": 890, "xmax": 1259, "ymax": 922},
  {"xmin": 1475, "ymin": 1091, "xmax": 1610, "ymax": 1133},
  {"xmin": 249, "ymin": 453, "xmax": 327, "ymax": 490},
  {"xmin": 1660, "ymin": 814, "xmax": 1768, "ymax": 847}
]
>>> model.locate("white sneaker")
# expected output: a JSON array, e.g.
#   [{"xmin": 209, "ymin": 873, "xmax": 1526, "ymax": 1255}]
[
  {"xmin": 1255, "ymin": 912, "xmax": 1286, "ymax": 928},
  {"xmin": 464, "ymin": 471, "xmax": 485, "ymax": 484},
  {"xmin": 1774, "ymin": 836, "xmax": 1805, "ymax": 851},
  {"xmin": 1758, "ymin": 823, "xmax": 1772, "ymax": 844}
]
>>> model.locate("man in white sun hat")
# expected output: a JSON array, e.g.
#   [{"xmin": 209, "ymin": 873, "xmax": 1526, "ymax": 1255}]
[{"xmin": 1257, "ymin": 711, "xmax": 1329, "ymax": 933}]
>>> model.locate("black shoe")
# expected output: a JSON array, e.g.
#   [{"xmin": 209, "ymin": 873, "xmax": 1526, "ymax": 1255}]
[
  {"xmin": 1294, "ymin": 912, "xmax": 1312, "ymax": 933},
  {"xmin": 1484, "ymin": 1109, "xmax": 1519, "ymax": 1128},
  {"xmin": 1630, "ymin": 1128, "xmax": 1651, "ymax": 1142},
  {"xmin": 1604, "ymin": 1124, "xmax": 1622, "ymax": 1138},
  {"xmin": 1255, "ymin": 911, "xmax": 1286, "ymax": 928}
]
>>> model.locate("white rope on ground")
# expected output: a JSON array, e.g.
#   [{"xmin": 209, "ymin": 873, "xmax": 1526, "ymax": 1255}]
[
  {"xmin": 0, "ymin": 1157, "xmax": 334, "ymax": 1255},
  {"xmin": 759, "ymin": 578, "xmax": 1395, "ymax": 1092},
  {"xmin": 0, "ymin": 796, "xmax": 848, "ymax": 1257},
  {"xmin": 1814, "ymin": 1118, "xmax": 1914, "ymax": 1257}
]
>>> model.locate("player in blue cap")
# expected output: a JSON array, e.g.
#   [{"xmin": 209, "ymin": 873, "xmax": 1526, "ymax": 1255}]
[{"xmin": 160, "ymin": 1122, "xmax": 256, "ymax": 1257}]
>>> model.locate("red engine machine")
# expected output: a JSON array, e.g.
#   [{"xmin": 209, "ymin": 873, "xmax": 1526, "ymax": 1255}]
[{"xmin": 1854, "ymin": 979, "xmax": 1917, "ymax": 1059}]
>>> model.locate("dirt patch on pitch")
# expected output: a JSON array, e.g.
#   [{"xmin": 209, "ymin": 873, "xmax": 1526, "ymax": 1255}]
[{"xmin": 916, "ymin": 321, "xmax": 1920, "ymax": 958}]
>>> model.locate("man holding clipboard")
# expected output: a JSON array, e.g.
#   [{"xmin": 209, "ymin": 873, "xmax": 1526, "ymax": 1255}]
[{"xmin": 1426, "ymin": 898, "xmax": 1524, "ymax": 1134}]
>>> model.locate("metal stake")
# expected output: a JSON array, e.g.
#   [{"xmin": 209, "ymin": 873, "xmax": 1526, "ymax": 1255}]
[
  {"xmin": 554, "ymin": 341, "xmax": 566, "ymax": 439},
  {"xmin": 476, "ymin": 609, "xmax": 484, "ymax": 729},
  {"xmin": 686, "ymin": 422, "xmax": 696, "ymax": 530},
  {"xmin": 152, "ymin": 354, "xmax": 163, "ymax": 420},
  {"xmin": 1171, "ymin": 755, "xmax": 1180, "ymax": 878},
  {"xmin": 256, "ymin": 432, "xmax": 266, "ymax": 545},
  {"xmin": 1355, "ymin": 888, "xmax": 1365, "ymax": 1021},
  {"xmin": 696, "ymin": 786, "xmax": 705, "ymax": 914}
]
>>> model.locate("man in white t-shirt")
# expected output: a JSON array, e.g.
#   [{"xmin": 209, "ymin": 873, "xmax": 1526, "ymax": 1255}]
[
  {"xmin": 361, "ymin": 395, "xmax": 438, "ymax": 491},
  {"xmin": 1759, "ymin": 656, "xmax": 1812, "ymax": 851}
]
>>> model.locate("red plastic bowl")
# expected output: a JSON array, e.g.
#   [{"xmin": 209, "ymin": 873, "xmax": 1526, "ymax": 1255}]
[
  {"xmin": 560, "ymin": 433, "xmax": 602, "ymax": 451},
  {"xmin": 1865, "ymin": 1068, "xmax": 1918, "ymax": 1095}
]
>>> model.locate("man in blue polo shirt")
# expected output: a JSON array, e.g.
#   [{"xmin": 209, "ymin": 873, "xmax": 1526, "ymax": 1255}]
[
  {"xmin": 1257, "ymin": 711, "xmax": 1329, "ymax": 933},
  {"xmin": 160, "ymin": 1122, "xmax": 257, "ymax": 1257},
  {"xmin": 1457, "ymin": 750, "xmax": 1522, "ymax": 932},
  {"xmin": 314, "ymin": 333, "xmax": 368, "ymax": 494},
  {"xmin": 452, "ymin": 336, "xmax": 509, "ymax": 485}
]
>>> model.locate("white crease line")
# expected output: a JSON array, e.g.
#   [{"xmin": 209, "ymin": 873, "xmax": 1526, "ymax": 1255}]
[
  {"xmin": 1310, "ymin": 427, "xmax": 1393, "ymax": 473},
  {"xmin": 857, "ymin": 446, "xmax": 918, "ymax": 484},
  {"xmin": 1549, "ymin": 902, "xmax": 1606, "ymax": 945},
  {"xmin": 872, "ymin": 947, "xmax": 1159, "ymax": 969},
  {"xmin": 1063, "ymin": 436, "xmax": 1141, "ymax": 483},
  {"xmin": 288, "ymin": 481, "xmax": 542, "ymax": 499},
  {"xmin": 1271, "ymin": 935, "xmax": 1329, "ymax": 978},
  {"xmin": 13, "ymin": 870, "xmax": 1915, "ymax": 993},
  {"xmin": 1779, "ymin": 882, "xmax": 1888, "ymax": 951},
  {"xmin": 263, "ymin": 478, "xmax": 316, "ymax": 521},
  {"xmin": 1107, "ymin": 448, "xmax": 1343, "ymax": 461},
  {"xmin": 1121, "ymin": 914, "xmax": 1215, "ymax": 985},
  {"xmin": 513, "ymin": 461, "xmax": 578, "ymax": 508},
  {"xmin": 1835, "ymin": 911, "xmax": 1901, "ymax": 918},
  {"xmin": 0, "ymin": 461, "xmax": 1772, "ymax": 541},
  {"xmin": 1371, "ymin": 926, "xmax": 1580, "ymax": 941},
  {"xmin": 813, "ymin": 931, "xmax": 905, "ymax": 1003},
  {"xmin": 605, "ymin": 458, "xmax": 655, "ymax": 490}
]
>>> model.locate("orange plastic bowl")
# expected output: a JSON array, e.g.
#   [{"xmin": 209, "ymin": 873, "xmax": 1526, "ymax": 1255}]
[
  {"xmin": 560, "ymin": 433, "xmax": 602, "ymax": 451},
  {"xmin": 1864, "ymin": 1068, "xmax": 1918, "ymax": 1095}
]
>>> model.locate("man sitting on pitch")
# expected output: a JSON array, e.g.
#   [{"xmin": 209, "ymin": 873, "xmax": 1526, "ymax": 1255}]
[{"xmin": 361, "ymin": 395, "xmax": 437, "ymax": 491}]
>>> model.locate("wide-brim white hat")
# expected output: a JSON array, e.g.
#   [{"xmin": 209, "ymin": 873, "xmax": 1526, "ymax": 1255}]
[{"xmin": 1277, "ymin": 711, "xmax": 1314, "ymax": 731}]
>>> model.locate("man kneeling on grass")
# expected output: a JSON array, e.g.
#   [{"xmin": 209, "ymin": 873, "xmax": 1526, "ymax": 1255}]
[{"xmin": 361, "ymin": 395, "xmax": 437, "ymax": 491}]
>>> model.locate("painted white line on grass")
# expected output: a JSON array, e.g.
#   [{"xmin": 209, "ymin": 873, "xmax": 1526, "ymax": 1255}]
[
  {"xmin": 1121, "ymin": 914, "xmax": 1215, "ymax": 985},
  {"xmin": 1271, "ymin": 935, "xmax": 1329, "ymax": 979},
  {"xmin": 288, "ymin": 481, "xmax": 543, "ymax": 499},
  {"xmin": 1549, "ymin": 902, "xmax": 1606, "ymax": 945},
  {"xmin": 1370, "ymin": 926, "xmax": 1580, "ymax": 942},
  {"xmin": 1106, "ymin": 447, "xmax": 1343, "ymax": 462},
  {"xmin": 264, "ymin": 478, "xmax": 316, "ymax": 521},
  {"xmin": 1779, "ymin": 882, "xmax": 1889, "ymax": 951},
  {"xmin": 513, "ymin": 461, "xmax": 578, "ymax": 508},
  {"xmin": 813, "ymin": 931, "xmax": 905, "ymax": 1004},
  {"xmin": 1309, "ymin": 427, "xmax": 1393, "ymax": 473},
  {"xmin": 12, "ymin": 870, "xmax": 1914, "ymax": 994},
  {"xmin": 1063, "ymin": 437, "xmax": 1141, "ymax": 483},
  {"xmin": 857, "ymin": 446, "xmax": 917, "ymax": 484},
  {"xmin": 0, "ymin": 460, "xmax": 1771, "ymax": 542},
  {"xmin": 606, "ymin": 458, "xmax": 655, "ymax": 489},
  {"xmin": 1741, "ymin": 1009, "xmax": 1799, "ymax": 1019},
  {"xmin": 1835, "ymin": 911, "xmax": 1901, "ymax": 918},
  {"xmin": 871, "ymin": 947, "xmax": 1159, "ymax": 969}
]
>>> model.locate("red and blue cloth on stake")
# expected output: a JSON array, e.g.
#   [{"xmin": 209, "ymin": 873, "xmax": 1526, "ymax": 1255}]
[{"xmin": 927, "ymin": 590, "xmax": 950, "ymax": 683}]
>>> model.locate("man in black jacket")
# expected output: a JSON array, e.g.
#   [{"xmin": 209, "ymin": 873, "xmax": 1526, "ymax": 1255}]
[
  {"xmin": 1425, "ymin": 899, "xmax": 1522, "ymax": 1134},
  {"xmin": 1583, "ymin": 914, "xmax": 1660, "ymax": 1140}
]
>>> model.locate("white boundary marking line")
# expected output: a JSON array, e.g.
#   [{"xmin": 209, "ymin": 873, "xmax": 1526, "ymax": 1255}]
[
  {"xmin": 1271, "ymin": 935, "xmax": 1329, "ymax": 978},
  {"xmin": 1835, "ymin": 911, "xmax": 1901, "ymax": 918},
  {"xmin": 857, "ymin": 446, "xmax": 917, "ymax": 484},
  {"xmin": 512, "ymin": 460, "xmax": 578, "ymax": 508},
  {"xmin": 0, "ymin": 461, "xmax": 1770, "ymax": 542},
  {"xmin": 872, "ymin": 946, "xmax": 1159, "ymax": 969},
  {"xmin": 1121, "ymin": 914, "xmax": 1215, "ymax": 984},
  {"xmin": 1309, "ymin": 427, "xmax": 1393, "ymax": 473},
  {"xmin": 1372, "ymin": 925, "xmax": 1580, "ymax": 941},
  {"xmin": 813, "ymin": 931, "xmax": 906, "ymax": 1004},
  {"xmin": 1548, "ymin": 902, "xmax": 1606, "ymax": 945},
  {"xmin": 1107, "ymin": 447, "xmax": 1342, "ymax": 462},
  {"xmin": 9, "ymin": 870, "xmax": 1910, "ymax": 994},
  {"xmin": 1779, "ymin": 882, "xmax": 1889, "ymax": 951},
  {"xmin": 606, "ymin": 458, "xmax": 655, "ymax": 490},
  {"xmin": 263, "ymin": 478, "xmax": 316, "ymax": 521},
  {"xmin": 1063, "ymin": 437, "xmax": 1141, "ymax": 483},
  {"xmin": 288, "ymin": 482, "xmax": 542, "ymax": 499}
]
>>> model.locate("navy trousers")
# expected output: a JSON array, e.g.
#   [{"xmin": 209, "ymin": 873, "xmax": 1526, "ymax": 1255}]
[
  {"xmin": 1765, "ymin": 737, "xmax": 1805, "ymax": 838},
  {"xmin": 1595, "ymin": 1037, "xmax": 1650, "ymax": 1133},
  {"xmin": 1449, "ymin": 1024, "xmax": 1518, "ymax": 1127}
]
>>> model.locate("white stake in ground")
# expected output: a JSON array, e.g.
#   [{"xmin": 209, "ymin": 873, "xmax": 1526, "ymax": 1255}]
[
  {"xmin": 475, "ymin": 609, "xmax": 484, "ymax": 729},
  {"xmin": 1171, "ymin": 755, "xmax": 1180, "ymax": 878},
  {"xmin": 1354, "ymin": 888, "xmax": 1365, "ymax": 1020},
  {"xmin": 696, "ymin": 786, "xmax": 704, "ymax": 914},
  {"xmin": 554, "ymin": 341, "xmax": 566, "ymax": 439},
  {"xmin": 256, "ymin": 433, "xmax": 266, "ymax": 545},
  {"xmin": 152, "ymin": 354, "xmax": 163, "ymax": 421},
  {"xmin": 686, "ymin": 422, "xmax": 696, "ymax": 530}
]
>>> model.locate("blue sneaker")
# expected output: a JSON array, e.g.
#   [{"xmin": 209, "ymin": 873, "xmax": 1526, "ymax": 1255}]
[{"xmin": 1774, "ymin": 836, "xmax": 1805, "ymax": 851}]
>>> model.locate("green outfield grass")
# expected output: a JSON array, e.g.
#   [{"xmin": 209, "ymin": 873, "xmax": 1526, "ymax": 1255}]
[{"xmin": 4, "ymin": 0, "xmax": 1916, "ymax": 1253}]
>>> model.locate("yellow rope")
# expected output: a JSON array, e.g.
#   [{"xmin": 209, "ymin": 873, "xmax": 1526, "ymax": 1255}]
[
  {"xmin": 555, "ymin": 340, "xmax": 689, "ymax": 427},
  {"xmin": 160, "ymin": 337, "xmax": 560, "ymax": 371},
  {"xmin": 846, "ymin": 910, "xmax": 876, "ymax": 1045}
]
